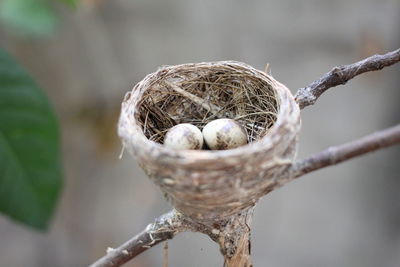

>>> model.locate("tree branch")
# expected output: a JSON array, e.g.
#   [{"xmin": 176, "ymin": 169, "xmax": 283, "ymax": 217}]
[
  {"xmin": 283, "ymin": 124, "xmax": 400, "ymax": 182},
  {"xmin": 295, "ymin": 48, "xmax": 400, "ymax": 109},
  {"xmin": 90, "ymin": 124, "xmax": 400, "ymax": 267},
  {"xmin": 91, "ymin": 50, "xmax": 400, "ymax": 267},
  {"xmin": 89, "ymin": 210, "xmax": 186, "ymax": 267}
]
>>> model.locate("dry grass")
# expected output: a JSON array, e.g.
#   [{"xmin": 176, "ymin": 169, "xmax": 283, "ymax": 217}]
[{"xmin": 136, "ymin": 62, "xmax": 279, "ymax": 145}]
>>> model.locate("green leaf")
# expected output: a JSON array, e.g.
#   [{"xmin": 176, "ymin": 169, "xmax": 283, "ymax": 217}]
[
  {"xmin": 0, "ymin": 0, "xmax": 57, "ymax": 37},
  {"xmin": 58, "ymin": 0, "xmax": 78, "ymax": 8},
  {"xmin": 0, "ymin": 48, "xmax": 62, "ymax": 230}
]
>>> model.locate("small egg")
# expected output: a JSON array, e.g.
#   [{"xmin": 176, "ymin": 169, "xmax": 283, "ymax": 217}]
[
  {"xmin": 164, "ymin": 123, "xmax": 203, "ymax": 150},
  {"xmin": 202, "ymin": 118, "xmax": 248, "ymax": 150}
]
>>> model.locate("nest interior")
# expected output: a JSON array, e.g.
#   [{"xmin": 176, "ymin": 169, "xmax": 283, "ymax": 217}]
[{"xmin": 136, "ymin": 62, "xmax": 279, "ymax": 145}]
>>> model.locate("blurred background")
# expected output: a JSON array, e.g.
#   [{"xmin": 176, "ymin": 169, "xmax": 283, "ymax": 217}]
[{"xmin": 0, "ymin": 0, "xmax": 399, "ymax": 266}]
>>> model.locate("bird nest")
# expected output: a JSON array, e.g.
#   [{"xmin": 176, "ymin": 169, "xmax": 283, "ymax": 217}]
[
  {"xmin": 137, "ymin": 62, "xmax": 278, "ymax": 144},
  {"xmin": 119, "ymin": 61, "xmax": 301, "ymax": 221}
]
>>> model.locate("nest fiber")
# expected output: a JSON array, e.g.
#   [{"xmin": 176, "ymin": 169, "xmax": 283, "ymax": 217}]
[{"xmin": 119, "ymin": 61, "xmax": 301, "ymax": 220}]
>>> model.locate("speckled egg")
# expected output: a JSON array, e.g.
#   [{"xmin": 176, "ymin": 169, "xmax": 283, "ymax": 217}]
[
  {"xmin": 164, "ymin": 123, "xmax": 203, "ymax": 150},
  {"xmin": 202, "ymin": 118, "xmax": 248, "ymax": 150}
]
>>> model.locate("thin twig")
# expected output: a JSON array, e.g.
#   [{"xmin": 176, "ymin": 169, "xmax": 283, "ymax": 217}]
[
  {"xmin": 283, "ymin": 124, "xmax": 400, "ymax": 182},
  {"xmin": 295, "ymin": 48, "xmax": 400, "ymax": 109},
  {"xmin": 90, "ymin": 124, "xmax": 400, "ymax": 267},
  {"xmin": 164, "ymin": 82, "xmax": 221, "ymax": 114},
  {"xmin": 89, "ymin": 210, "xmax": 185, "ymax": 267},
  {"xmin": 163, "ymin": 241, "xmax": 169, "ymax": 267}
]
